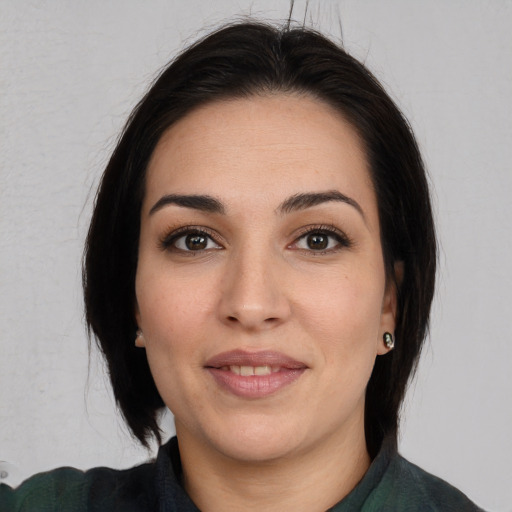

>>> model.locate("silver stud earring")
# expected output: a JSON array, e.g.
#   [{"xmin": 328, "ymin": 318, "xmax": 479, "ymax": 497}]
[{"xmin": 383, "ymin": 332, "xmax": 395, "ymax": 350}]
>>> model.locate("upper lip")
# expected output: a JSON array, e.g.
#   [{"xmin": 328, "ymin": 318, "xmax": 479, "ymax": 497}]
[{"xmin": 205, "ymin": 350, "xmax": 308, "ymax": 369}]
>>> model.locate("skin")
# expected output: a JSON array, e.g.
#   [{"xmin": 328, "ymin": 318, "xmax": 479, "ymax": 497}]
[{"xmin": 135, "ymin": 93, "xmax": 397, "ymax": 511}]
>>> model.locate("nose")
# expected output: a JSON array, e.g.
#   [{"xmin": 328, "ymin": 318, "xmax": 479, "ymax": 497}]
[{"xmin": 218, "ymin": 245, "xmax": 291, "ymax": 331}]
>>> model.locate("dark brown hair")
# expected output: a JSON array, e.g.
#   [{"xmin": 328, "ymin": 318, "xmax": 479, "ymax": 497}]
[{"xmin": 83, "ymin": 21, "xmax": 436, "ymax": 458}]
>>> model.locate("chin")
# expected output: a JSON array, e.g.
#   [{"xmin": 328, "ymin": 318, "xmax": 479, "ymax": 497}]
[
  {"xmin": 202, "ymin": 415, "xmax": 308, "ymax": 464},
  {"xmin": 218, "ymin": 436, "xmax": 301, "ymax": 464}
]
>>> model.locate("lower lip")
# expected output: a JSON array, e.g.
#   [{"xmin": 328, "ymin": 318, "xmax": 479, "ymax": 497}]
[{"xmin": 206, "ymin": 368, "xmax": 306, "ymax": 398}]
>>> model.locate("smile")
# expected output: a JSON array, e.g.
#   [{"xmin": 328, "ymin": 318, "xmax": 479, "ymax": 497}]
[
  {"xmin": 205, "ymin": 350, "xmax": 308, "ymax": 398},
  {"xmin": 220, "ymin": 365, "xmax": 281, "ymax": 376}
]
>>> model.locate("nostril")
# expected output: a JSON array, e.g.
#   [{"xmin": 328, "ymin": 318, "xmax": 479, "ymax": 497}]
[{"xmin": 225, "ymin": 315, "xmax": 279, "ymax": 326}]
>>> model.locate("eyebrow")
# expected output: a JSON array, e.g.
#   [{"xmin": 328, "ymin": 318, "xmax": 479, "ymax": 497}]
[
  {"xmin": 149, "ymin": 194, "xmax": 225, "ymax": 215},
  {"xmin": 149, "ymin": 190, "xmax": 364, "ymax": 220},
  {"xmin": 278, "ymin": 190, "xmax": 365, "ymax": 219}
]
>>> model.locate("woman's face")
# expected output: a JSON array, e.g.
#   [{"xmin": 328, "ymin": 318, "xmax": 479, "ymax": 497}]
[{"xmin": 135, "ymin": 94, "xmax": 396, "ymax": 462}]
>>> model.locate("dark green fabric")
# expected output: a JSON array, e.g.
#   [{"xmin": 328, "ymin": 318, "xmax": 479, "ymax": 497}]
[
  {"xmin": 0, "ymin": 437, "xmax": 483, "ymax": 511},
  {"xmin": 328, "ymin": 441, "xmax": 483, "ymax": 511}
]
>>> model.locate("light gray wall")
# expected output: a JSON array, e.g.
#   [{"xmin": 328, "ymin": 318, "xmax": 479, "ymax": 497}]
[{"xmin": 1, "ymin": 1, "xmax": 510, "ymax": 510}]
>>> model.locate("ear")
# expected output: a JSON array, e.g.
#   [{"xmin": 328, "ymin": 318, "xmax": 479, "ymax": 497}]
[
  {"xmin": 134, "ymin": 303, "xmax": 146, "ymax": 348},
  {"xmin": 377, "ymin": 261, "xmax": 402, "ymax": 355}
]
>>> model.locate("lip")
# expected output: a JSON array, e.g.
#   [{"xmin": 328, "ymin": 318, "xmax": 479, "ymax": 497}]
[{"xmin": 204, "ymin": 350, "xmax": 308, "ymax": 399}]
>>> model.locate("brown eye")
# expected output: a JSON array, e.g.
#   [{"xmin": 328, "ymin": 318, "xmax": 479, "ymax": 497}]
[
  {"xmin": 162, "ymin": 228, "xmax": 222, "ymax": 252},
  {"xmin": 292, "ymin": 227, "xmax": 351, "ymax": 253},
  {"xmin": 306, "ymin": 233, "xmax": 329, "ymax": 250},
  {"xmin": 185, "ymin": 234, "xmax": 208, "ymax": 250}
]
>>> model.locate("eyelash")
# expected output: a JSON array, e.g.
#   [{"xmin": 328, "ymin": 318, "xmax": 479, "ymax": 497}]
[
  {"xmin": 159, "ymin": 226, "xmax": 222, "ymax": 254},
  {"xmin": 290, "ymin": 224, "xmax": 353, "ymax": 254},
  {"xmin": 159, "ymin": 224, "xmax": 353, "ymax": 255}
]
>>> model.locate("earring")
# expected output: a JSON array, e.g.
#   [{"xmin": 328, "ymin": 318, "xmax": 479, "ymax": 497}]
[
  {"xmin": 383, "ymin": 332, "xmax": 395, "ymax": 350},
  {"xmin": 135, "ymin": 329, "xmax": 144, "ymax": 347}
]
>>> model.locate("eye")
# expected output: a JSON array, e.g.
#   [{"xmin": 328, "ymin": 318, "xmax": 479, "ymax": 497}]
[
  {"xmin": 160, "ymin": 228, "xmax": 222, "ymax": 253},
  {"xmin": 291, "ymin": 226, "xmax": 351, "ymax": 253}
]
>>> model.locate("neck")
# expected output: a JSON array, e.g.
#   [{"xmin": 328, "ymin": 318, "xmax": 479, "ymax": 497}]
[{"xmin": 177, "ymin": 418, "xmax": 370, "ymax": 512}]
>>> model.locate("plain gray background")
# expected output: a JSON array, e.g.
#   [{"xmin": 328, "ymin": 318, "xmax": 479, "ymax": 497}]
[{"xmin": 1, "ymin": 1, "xmax": 511, "ymax": 510}]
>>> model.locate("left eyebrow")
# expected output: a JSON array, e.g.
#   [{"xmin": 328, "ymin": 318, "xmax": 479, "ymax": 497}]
[
  {"xmin": 149, "ymin": 194, "xmax": 225, "ymax": 216},
  {"xmin": 278, "ymin": 190, "xmax": 365, "ymax": 220}
]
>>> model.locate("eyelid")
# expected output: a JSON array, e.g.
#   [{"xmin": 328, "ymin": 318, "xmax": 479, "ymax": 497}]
[
  {"xmin": 289, "ymin": 224, "xmax": 353, "ymax": 253},
  {"xmin": 159, "ymin": 225, "xmax": 224, "ymax": 252}
]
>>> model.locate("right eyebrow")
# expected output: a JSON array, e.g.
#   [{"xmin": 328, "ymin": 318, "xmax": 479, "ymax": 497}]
[
  {"xmin": 278, "ymin": 190, "xmax": 365, "ymax": 221},
  {"xmin": 148, "ymin": 194, "xmax": 225, "ymax": 216}
]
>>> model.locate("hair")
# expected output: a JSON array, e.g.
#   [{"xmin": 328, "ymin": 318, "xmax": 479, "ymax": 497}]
[{"xmin": 83, "ymin": 20, "xmax": 436, "ymax": 458}]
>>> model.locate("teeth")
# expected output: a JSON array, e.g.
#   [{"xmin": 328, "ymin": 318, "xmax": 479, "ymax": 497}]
[
  {"xmin": 254, "ymin": 365, "xmax": 272, "ymax": 376},
  {"xmin": 240, "ymin": 366, "xmax": 254, "ymax": 376},
  {"xmin": 228, "ymin": 365, "xmax": 274, "ymax": 376}
]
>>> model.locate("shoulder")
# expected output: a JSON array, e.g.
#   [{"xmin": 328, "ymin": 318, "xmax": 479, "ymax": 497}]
[
  {"xmin": 375, "ymin": 454, "xmax": 484, "ymax": 511},
  {"xmin": 0, "ymin": 460, "xmax": 156, "ymax": 512}
]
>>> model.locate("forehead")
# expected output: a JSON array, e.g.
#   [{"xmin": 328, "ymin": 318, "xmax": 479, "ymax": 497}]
[{"xmin": 144, "ymin": 94, "xmax": 376, "ymax": 220}]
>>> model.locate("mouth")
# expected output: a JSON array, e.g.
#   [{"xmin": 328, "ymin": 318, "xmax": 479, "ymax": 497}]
[
  {"xmin": 204, "ymin": 350, "xmax": 308, "ymax": 398},
  {"xmin": 218, "ymin": 365, "xmax": 282, "ymax": 376}
]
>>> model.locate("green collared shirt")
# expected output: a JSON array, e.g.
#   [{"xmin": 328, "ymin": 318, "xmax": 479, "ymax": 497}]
[{"xmin": 0, "ymin": 437, "xmax": 483, "ymax": 511}]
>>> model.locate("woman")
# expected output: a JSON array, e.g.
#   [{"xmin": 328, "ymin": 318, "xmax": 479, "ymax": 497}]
[{"xmin": 1, "ymin": 21, "xmax": 482, "ymax": 511}]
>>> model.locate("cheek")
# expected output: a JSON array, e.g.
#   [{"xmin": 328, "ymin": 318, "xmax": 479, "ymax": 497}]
[
  {"xmin": 135, "ymin": 271, "xmax": 211, "ymax": 408},
  {"xmin": 293, "ymin": 268, "xmax": 384, "ymax": 398},
  {"xmin": 295, "ymin": 270, "xmax": 384, "ymax": 341},
  {"xmin": 137, "ymin": 262, "xmax": 216, "ymax": 331},
  {"xmin": 135, "ymin": 265, "xmax": 221, "ymax": 397}
]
